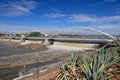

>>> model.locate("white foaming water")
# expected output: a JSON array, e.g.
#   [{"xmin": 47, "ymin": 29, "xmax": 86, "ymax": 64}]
[{"xmin": 48, "ymin": 45, "xmax": 95, "ymax": 51}]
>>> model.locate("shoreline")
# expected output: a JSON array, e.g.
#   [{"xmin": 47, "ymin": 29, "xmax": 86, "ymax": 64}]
[{"xmin": 0, "ymin": 40, "xmax": 79, "ymax": 80}]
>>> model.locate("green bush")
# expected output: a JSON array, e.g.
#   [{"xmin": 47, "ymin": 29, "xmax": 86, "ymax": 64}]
[
  {"xmin": 81, "ymin": 48, "xmax": 119, "ymax": 80},
  {"xmin": 56, "ymin": 48, "xmax": 120, "ymax": 80},
  {"xmin": 56, "ymin": 52, "xmax": 82, "ymax": 80}
]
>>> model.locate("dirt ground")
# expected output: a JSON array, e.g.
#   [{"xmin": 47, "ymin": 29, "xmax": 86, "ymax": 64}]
[
  {"xmin": 18, "ymin": 43, "xmax": 47, "ymax": 51},
  {"xmin": 1, "ymin": 40, "xmax": 119, "ymax": 80},
  {"xmin": 15, "ymin": 60, "xmax": 120, "ymax": 80},
  {"xmin": 0, "ymin": 40, "xmax": 20, "ymax": 46},
  {"xmin": 0, "ymin": 40, "xmax": 47, "ymax": 51},
  {"xmin": 15, "ymin": 67, "xmax": 60, "ymax": 80}
]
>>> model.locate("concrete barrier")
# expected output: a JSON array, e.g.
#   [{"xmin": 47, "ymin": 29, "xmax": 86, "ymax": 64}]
[{"xmin": 13, "ymin": 73, "xmax": 33, "ymax": 80}]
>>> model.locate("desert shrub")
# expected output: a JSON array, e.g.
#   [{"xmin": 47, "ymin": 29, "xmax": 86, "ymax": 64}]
[
  {"xmin": 56, "ymin": 47, "xmax": 120, "ymax": 80},
  {"xmin": 56, "ymin": 51, "xmax": 83, "ymax": 80},
  {"xmin": 81, "ymin": 48, "xmax": 119, "ymax": 80}
]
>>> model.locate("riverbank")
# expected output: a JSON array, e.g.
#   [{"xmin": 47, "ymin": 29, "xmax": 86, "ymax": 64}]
[
  {"xmin": 0, "ymin": 40, "xmax": 35, "ymax": 57},
  {"xmin": 0, "ymin": 40, "xmax": 79, "ymax": 80}
]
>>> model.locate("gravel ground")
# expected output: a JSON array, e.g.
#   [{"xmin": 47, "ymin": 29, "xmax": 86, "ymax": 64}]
[{"xmin": 0, "ymin": 40, "xmax": 80, "ymax": 80}]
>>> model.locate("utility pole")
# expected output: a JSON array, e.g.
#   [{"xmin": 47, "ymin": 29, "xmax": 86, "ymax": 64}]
[{"xmin": 36, "ymin": 52, "xmax": 39, "ymax": 80}]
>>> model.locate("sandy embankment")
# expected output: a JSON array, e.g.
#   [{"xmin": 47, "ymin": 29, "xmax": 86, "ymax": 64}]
[
  {"xmin": 0, "ymin": 40, "xmax": 47, "ymax": 51},
  {"xmin": 0, "ymin": 40, "xmax": 79, "ymax": 80}
]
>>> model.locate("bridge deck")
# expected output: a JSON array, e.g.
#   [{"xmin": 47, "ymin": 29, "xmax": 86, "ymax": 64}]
[{"xmin": 11, "ymin": 37, "xmax": 113, "ymax": 44}]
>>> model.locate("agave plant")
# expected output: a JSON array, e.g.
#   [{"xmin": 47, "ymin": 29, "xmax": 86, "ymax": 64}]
[
  {"xmin": 56, "ymin": 47, "xmax": 120, "ymax": 80},
  {"xmin": 80, "ymin": 48, "xmax": 120, "ymax": 80},
  {"xmin": 105, "ymin": 47, "xmax": 120, "ymax": 79},
  {"xmin": 56, "ymin": 52, "xmax": 82, "ymax": 80}
]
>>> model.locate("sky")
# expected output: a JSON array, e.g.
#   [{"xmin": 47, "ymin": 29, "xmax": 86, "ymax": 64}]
[{"xmin": 0, "ymin": 0, "xmax": 120, "ymax": 35}]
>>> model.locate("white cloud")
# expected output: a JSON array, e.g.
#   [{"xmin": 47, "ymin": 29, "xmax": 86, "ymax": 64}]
[
  {"xmin": 0, "ymin": 24, "xmax": 59, "ymax": 34},
  {"xmin": 102, "ymin": 0, "xmax": 116, "ymax": 3},
  {"xmin": 0, "ymin": 25, "xmax": 37, "ymax": 33},
  {"xmin": 69, "ymin": 14, "xmax": 95, "ymax": 22},
  {"xmin": 98, "ymin": 16, "xmax": 120, "ymax": 22},
  {"xmin": 97, "ymin": 24, "xmax": 120, "ymax": 35},
  {"xmin": 45, "ymin": 13, "xmax": 66, "ymax": 18},
  {"xmin": 45, "ymin": 8, "xmax": 66, "ymax": 18},
  {"xmin": 0, "ymin": 0, "xmax": 37, "ymax": 16},
  {"xmin": 45, "ymin": 13, "xmax": 120, "ymax": 23},
  {"xmin": 0, "ymin": 24, "xmax": 120, "ymax": 35},
  {"xmin": 69, "ymin": 14, "xmax": 120, "ymax": 23},
  {"xmin": 58, "ymin": 24, "xmax": 120, "ymax": 35},
  {"xmin": 50, "ymin": 21, "xmax": 60, "ymax": 23}
]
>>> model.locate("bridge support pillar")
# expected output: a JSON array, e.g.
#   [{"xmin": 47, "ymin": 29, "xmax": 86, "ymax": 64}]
[
  {"xmin": 21, "ymin": 37, "xmax": 25, "ymax": 42},
  {"xmin": 21, "ymin": 35, "xmax": 26, "ymax": 42},
  {"xmin": 43, "ymin": 39, "xmax": 53, "ymax": 45},
  {"xmin": 8, "ymin": 37, "xmax": 11, "ymax": 41}
]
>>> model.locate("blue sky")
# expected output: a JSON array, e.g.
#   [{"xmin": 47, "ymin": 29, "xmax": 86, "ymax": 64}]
[{"xmin": 0, "ymin": 0, "xmax": 120, "ymax": 34}]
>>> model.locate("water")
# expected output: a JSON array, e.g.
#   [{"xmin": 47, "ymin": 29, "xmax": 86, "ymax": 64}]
[
  {"xmin": 0, "ymin": 42, "xmax": 35, "ymax": 57},
  {"xmin": 0, "ymin": 41, "xmax": 36, "ymax": 80},
  {"xmin": 0, "ymin": 41, "xmax": 76, "ymax": 80}
]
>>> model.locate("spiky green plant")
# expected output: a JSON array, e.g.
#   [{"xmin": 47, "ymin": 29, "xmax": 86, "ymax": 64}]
[
  {"xmin": 105, "ymin": 46, "xmax": 120, "ymax": 79},
  {"xmin": 56, "ymin": 52, "xmax": 82, "ymax": 80},
  {"xmin": 80, "ymin": 48, "xmax": 120, "ymax": 80},
  {"xmin": 56, "ymin": 47, "xmax": 120, "ymax": 80}
]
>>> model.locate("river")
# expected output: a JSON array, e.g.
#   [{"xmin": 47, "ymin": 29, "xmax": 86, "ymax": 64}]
[{"xmin": 0, "ymin": 41, "xmax": 76, "ymax": 80}]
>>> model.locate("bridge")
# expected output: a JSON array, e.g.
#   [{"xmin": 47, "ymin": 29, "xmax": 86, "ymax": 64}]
[
  {"xmin": 12, "ymin": 37, "xmax": 112, "ymax": 44},
  {"xmin": 5, "ymin": 27, "xmax": 119, "ymax": 48}
]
